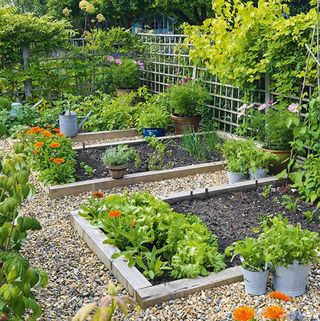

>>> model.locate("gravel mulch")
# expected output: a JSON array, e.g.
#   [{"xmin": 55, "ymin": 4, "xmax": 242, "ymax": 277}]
[{"xmin": 1, "ymin": 138, "xmax": 318, "ymax": 320}]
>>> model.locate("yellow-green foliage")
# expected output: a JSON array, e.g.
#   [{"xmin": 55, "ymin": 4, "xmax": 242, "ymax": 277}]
[{"xmin": 184, "ymin": 0, "xmax": 316, "ymax": 95}]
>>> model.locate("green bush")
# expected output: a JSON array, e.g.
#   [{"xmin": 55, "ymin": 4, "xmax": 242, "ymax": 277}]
[{"xmin": 168, "ymin": 80, "xmax": 211, "ymax": 117}]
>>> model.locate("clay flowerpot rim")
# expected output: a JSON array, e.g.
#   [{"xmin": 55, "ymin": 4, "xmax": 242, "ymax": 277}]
[
  {"xmin": 171, "ymin": 113, "xmax": 201, "ymax": 120},
  {"xmin": 107, "ymin": 164, "xmax": 128, "ymax": 170}
]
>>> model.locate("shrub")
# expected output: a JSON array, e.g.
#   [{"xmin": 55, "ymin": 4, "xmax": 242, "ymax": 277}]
[{"xmin": 168, "ymin": 80, "xmax": 211, "ymax": 117}]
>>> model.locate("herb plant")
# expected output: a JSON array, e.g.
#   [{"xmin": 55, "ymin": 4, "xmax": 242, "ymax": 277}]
[
  {"xmin": 138, "ymin": 102, "xmax": 170, "ymax": 130},
  {"xmin": 259, "ymin": 215, "xmax": 320, "ymax": 267},
  {"xmin": 225, "ymin": 237, "xmax": 267, "ymax": 272},
  {"xmin": 168, "ymin": 80, "xmax": 210, "ymax": 117},
  {"xmin": 146, "ymin": 137, "xmax": 174, "ymax": 170},
  {"xmin": 101, "ymin": 145, "xmax": 141, "ymax": 167}
]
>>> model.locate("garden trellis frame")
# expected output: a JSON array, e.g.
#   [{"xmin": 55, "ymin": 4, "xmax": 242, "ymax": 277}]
[{"xmin": 138, "ymin": 33, "xmax": 314, "ymax": 133}]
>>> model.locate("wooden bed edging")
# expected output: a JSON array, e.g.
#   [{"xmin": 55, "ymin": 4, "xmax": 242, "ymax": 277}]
[
  {"xmin": 44, "ymin": 161, "xmax": 226, "ymax": 198},
  {"xmin": 71, "ymin": 129, "xmax": 139, "ymax": 142},
  {"xmin": 70, "ymin": 210, "xmax": 243, "ymax": 308},
  {"xmin": 70, "ymin": 177, "xmax": 283, "ymax": 307}
]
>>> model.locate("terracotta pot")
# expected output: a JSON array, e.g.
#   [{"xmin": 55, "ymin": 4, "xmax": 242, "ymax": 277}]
[
  {"xmin": 262, "ymin": 148, "xmax": 291, "ymax": 175},
  {"xmin": 170, "ymin": 114, "xmax": 201, "ymax": 135},
  {"xmin": 107, "ymin": 164, "xmax": 128, "ymax": 179},
  {"xmin": 116, "ymin": 89, "xmax": 132, "ymax": 96}
]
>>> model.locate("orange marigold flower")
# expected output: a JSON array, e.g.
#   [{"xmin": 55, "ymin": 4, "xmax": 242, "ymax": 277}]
[
  {"xmin": 42, "ymin": 130, "xmax": 52, "ymax": 137},
  {"xmin": 52, "ymin": 128, "xmax": 60, "ymax": 133},
  {"xmin": 31, "ymin": 126, "xmax": 42, "ymax": 134},
  {"xmin": 49, "ymin": 142, "xmax": 61, "ymax": 148},
  {"xmin": 92, "ymin": 191, "xmax": 105, "ymax": 198},
  {"xmin": 52, "ymin": 158, "xmax": 65, "ymax": 164},
  {"xmin": 268, "ymin": 291, "xmax": 291, "ymax": 302},
  {"xmin": 33, "ymin": 149, "xmax": 39, "ymax": 155},
  {"xmin": 34, "ymin": 141, "xmax": 44, "ymax": 148},
  {"xmin": 108, "ymin": 210, "xmax": 121, "ymax": 218},
  {"xmin": 263, "ymin": 306, "xmax": 286, "ymax": 320},
  {"xmin": 233, "ymin": 306, "xmax": 255, "ymax": 321},
  {"xmin": 233, "ymin": 306, "xmax": 254, "ymax": 321},
  {"xmin": 57, "ymin": 133, "xmax": 64, "ymax": 137}
]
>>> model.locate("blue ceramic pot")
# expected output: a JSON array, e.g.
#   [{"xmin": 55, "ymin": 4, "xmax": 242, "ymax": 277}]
[{"xmin": 143, "ymin": 128, "xmax": 165, "ymax": 137}]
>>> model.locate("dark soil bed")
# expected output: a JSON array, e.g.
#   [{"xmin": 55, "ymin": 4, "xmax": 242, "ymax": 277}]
[
  {"xmin": 75, "ymin": 138, "xmax": 222, "ymax": 181},
  {"xmin": 171, "ymin": 185, "xmax": 320, "ymax": 268}
]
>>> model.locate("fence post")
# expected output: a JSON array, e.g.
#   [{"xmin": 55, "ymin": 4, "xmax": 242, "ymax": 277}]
[
  {"xmin": 264, "ymin": 71, "xmax": 271, "ymax": 103},
  {"xmin": 22, "ymin": 46, "xmax": 32, "ymax": 99}
]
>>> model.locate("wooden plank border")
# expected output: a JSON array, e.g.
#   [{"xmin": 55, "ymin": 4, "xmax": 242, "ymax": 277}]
[
  {"xmin": 70, "ymin": 176, "xmax": 283, "ymax": 307},
  {"xmin": 71, "ymin": 129, "xmax": 139, "ymax": 143},
  {"xmin": 44, "ymin": 161, "xmax": 226, "ymax": 198}
]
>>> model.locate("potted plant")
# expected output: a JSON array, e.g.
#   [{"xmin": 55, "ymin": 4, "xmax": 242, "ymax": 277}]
[
  {"xmin": 138, "ymin": 102, "xmax": 170, "ymax": 137},
  {"xmin": 259, "ymin": 215, "xmax": 320, "ymax": 296},
  {"xmin": 168, "ymin": 80, "xmax": 210, "ymax": 134},
  {"xmin": 237, "ymin": 101, "xmax": 295, "ymax": 174},
  {"xmin": 226, "ymin": 237, "xmax": 269, "ymax": 295},
  {"xmin": 219, "ymin": 140, "xmax": 254, "ymax": 183},
  {"xmin": 248, "ymin": 148, "xmax": 279, "ymax": 179},
  {"xmin": 101, "ymin": 145, "xmax": 141, "ymax": 179}
]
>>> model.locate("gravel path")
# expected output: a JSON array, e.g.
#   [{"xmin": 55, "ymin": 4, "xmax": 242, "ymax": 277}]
[{"xmin": 1, "ymin": 138, "xmax": 319, "ymax": 320}]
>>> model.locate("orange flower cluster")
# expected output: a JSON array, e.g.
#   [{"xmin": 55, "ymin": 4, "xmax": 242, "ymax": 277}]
[
  {"xmin": 268, "ymin": 291, "xmax": 291, "ymax": 302},
  {"xmin": 108, "ymin": 210, "xmax": 121, "ymax": 218},
  {"xmin": 52, "ymin": 158, "xmax": 65, "ymax": 164},
  {"xmin": 49, "ymin": 142, "xmax": 61, "ymax": 148},
  {"xmin": 33, "ymin": 149, "xmax": 39, "ymax": 155},
  {"xmin": 27, "ymin": 126, "xmax": 42, "ymax": 135},
  {"xmin": 34, "ymin": 141, "xmax": 44, "ymax": 148},
  {"xmin": 233, "ymin": 306, "xmax": 255, "ymax": 321},
  {"xmin": 263, "ymin": 306, "xmax": 286, "ymax": 319},
  {"xmin": 92, "ymin": 191, "xmax": 105, "ymax": 198},
  {"xmin": 26, "ymin": 126, "xmax": 63, "ymax": 137}
]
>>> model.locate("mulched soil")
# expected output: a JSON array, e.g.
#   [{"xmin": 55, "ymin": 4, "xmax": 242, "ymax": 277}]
[
  {"xmin": 171, "ymin": 185, "xmax": 320, "ymax": 268},
  {"xmin": 75, "ymin": 138, "xmax": 222, "ymax": 181}
]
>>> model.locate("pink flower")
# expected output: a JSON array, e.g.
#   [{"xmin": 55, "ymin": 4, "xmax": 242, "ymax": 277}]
[
  {"xmin": 107, "ymin": 55, "xmax": 114, "ymax": 62},
  {"xmin": 115, "ymin": 59, "xmax": 122, "ymax": 65},
  {"xmin": 135, "ymin": 60, "xmax": 145, "ymax": 70},
  {"xmin": 258, "ymin": 103, "xmax": 268, "ymax": 111},
  {"xmin": 164, "ymin": 83, "xmax": 171, "ymax": 88},
  {"xmin": 288, "ymin": 103, "xmax": 299, "ymax": 113},
  {"xmin": 181, "ymin": 77, "xmax": 192, "ymax": 84}
]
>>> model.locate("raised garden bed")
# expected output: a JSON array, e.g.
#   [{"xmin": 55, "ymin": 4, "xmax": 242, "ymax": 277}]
[
  {"xmin": 70, "ymin": 176, "xmax": 289, "ymax": 307},
  {"xmin": 75, "ymin": 137, "xmax": 222, "ymax": 181},
  {"xmin": 37, "ymin": 135, "xmax": 225, "ymax": 198}
]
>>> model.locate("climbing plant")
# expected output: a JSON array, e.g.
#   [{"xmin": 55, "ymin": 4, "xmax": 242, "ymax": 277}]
[{"xmin": 184, "ymin": 0, "xmax": 317, "ymax": 97}]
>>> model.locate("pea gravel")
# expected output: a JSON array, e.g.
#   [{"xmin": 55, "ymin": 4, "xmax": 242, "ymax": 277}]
[{"xmin": 1, "ymin": 138, "xmax": 319, "ymax": 320}]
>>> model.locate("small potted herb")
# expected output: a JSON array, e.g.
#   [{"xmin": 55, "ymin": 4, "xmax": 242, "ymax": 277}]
[
  {"xmin": 101, "ymin": 145, "xmax": 141, "ymax": 179},
  {"xmin": 226, "ymin": 237, "xmax": 269, "ymax": 295},
  {"xmin": 168, "ymin": 80, "xmax": 210, "ymax": 134},
  {"xmin": 219, "ymin": 140, "xmax": 254, "ymax": 183},
  {"xmin": 259, "ymin": 215, "xmax": 320, "ymax": 296},
  {"xmin": 138, "ymin": 102, "xmax": 170, "ymax": 137},
  {"xmin": 248, "ymin": 148, "xmax": 279, "ymax": 179}
]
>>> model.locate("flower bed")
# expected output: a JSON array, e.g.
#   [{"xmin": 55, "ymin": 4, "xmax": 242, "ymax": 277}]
[{"xmin": 20, "ymin": 126, "xmax": 77, "ymax": 185}]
